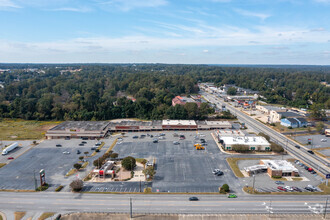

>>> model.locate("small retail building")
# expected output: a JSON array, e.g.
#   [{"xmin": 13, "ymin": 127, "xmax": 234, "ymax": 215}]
[
  {"xmin": 219, "ymin": 136, "xmax": 271, "ymax": 151},
  {"xmin": 244, "ymin": 160, "xmax": 299, "ymax": 177},
  {"xmin": 260, "ymin": 160, "xmax": 299, "ymax": 177}
]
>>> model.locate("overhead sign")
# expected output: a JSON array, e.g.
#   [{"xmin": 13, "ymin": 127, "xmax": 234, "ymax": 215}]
[{"xmin": 326, "ymin": 174, "xmax": 330, "ymax": 179}]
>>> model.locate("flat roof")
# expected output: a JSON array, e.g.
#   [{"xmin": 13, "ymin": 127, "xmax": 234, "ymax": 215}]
[
  {"xmin": 206, "ymin": 121, "xmax": 231, "ymax": 126},
  {"xmin": 109, "ymin": 121, "xmax": 153, "ymax": 126},
  {"xmin": 162, "ymin": 120, "xmax": 196, "ymax": 126},
  {"xmin": 261, "ymin": 160, "xmax": 298, "ymax": 172},
  {"xmin": 50, "ymin": 121, "xmax": 110, "ymax": 131},
  {"xmin": 220, "ymin": 136, "xmax": 270, "ymax": 146}
]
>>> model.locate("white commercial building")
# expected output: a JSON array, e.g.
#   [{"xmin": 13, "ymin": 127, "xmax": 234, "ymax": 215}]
[
  {"xmin": 261, "ymin": 160, "xmax": 299, "ymax": 177},
  {"xmin": 219, "ymin": 136, "xmax": 271, "ymax": 151}
]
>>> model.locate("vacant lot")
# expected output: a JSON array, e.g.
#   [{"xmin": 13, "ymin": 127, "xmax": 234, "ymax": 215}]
[{"xmin": 0, "ymin": 119, "xmax": 61, "ymax": 140}]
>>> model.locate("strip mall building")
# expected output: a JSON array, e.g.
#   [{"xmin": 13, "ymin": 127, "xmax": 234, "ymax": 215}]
[{"xmin": 46, "ymin": 120, "xmax": 232, "ymax": 139}]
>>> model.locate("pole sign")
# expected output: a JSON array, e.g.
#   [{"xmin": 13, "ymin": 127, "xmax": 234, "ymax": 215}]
[
  {"xmin": 39, "ymin": 169, "xmax": 46, "ymax": 186},
  {"xmin": 326, "ymin": 174, "xmax": 330, "ymax": 179}
]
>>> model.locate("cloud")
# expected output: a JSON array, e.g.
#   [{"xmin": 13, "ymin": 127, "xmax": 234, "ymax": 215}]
[
  {"xmin": 53, "ymin": 6, "xmax": 92, "ymax": 12},
  {"xmin": 0, "ymin": 0, "xmax": 21, "ymax": 9},
  {"xmin": 203, "ymin": 49, "xmax": 209, "ymax": 53},
  {"xmin": 98, "ymin": 0, "xmax": 168, "ymax": 11},
  {"xmin": 310, "ymin": 27, "xmax": 326, "ymax": 32},
  {"xmin": 234, "ymin": 9, "xmax": 271, "ymax": 21}
]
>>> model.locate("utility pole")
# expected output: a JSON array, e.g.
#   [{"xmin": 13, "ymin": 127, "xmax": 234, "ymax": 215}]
[
  {"xmin": 130, "ymin": 197, "xmax": 133, "ymax": 218},
  {"xmin": 139, "ymin": 180, "xmax": 141, "ymax": 193},
  {"xmin": 324, "ymin": 197, "xmax": 328, "ymax": 219},
  {"xmin": 269, "ymin": 200, "xmax": 272, "ymax": 217}
]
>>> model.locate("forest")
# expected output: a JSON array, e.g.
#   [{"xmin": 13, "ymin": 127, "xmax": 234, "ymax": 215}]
[{"xmin": 0, "ymin": 64, "xmax": 329, "ymax": 121}]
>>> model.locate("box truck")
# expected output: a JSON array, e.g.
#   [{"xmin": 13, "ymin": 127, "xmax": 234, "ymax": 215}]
[{"xmin": 2, "ymin": 142, "xmax": 18, "ymax": 155}]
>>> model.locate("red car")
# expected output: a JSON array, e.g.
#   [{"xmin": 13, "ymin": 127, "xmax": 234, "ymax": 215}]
[
  {"xmin": 308, "ymin": 168, "xmax": 314, "ymax": 172},
  {"xmin": 7, "ymin": 157, "xmax": 14, "ymax": 160},
  {"xmin": 277, "ymin": 186, "xmax": 287, "ymax": 192}
]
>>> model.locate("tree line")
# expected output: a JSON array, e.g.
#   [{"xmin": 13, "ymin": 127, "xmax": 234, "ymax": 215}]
[{"xmin": 0, "ymin": 64, "xmax": 329, "ymax": 121}]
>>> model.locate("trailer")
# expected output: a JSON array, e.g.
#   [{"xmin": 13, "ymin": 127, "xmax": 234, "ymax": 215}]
[{"xmin": 2, "ymin": 142, "xmax": 18, "ymax": 155}]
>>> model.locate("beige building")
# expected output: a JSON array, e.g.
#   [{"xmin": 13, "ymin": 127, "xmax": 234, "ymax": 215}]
[{"xmin": 219, "ymin": 136, "xmax": 271, "ymax": 151}]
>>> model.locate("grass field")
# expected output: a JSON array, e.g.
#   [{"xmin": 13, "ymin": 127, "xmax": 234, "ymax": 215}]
[
  {"xmin": 38, "ymin": 212, "xmax": 55, "ymax": 220},
  {"xmin": 0, "ymin": 119, "xmax": 61, "ymax": 140}
]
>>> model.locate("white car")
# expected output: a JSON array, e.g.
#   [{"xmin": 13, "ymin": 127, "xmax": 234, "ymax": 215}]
[
  {"xmin": 321, "ymin": 139, "xmax": 327, "ymax": 142},
  {"xmin": 63, "ymin": 151, "xmax": 70, "ymax": 154},
  {"xmin": 285, "ymin": 186, "xmax": 293, "ymax": 191},
  {"xmin": 212, "ymin": 169, "xmax": 220, "ymax": 174}
]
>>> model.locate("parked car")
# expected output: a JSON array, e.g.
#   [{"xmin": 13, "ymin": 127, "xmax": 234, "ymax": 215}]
[
  {"xmin": 79, "ymin": 143, "xmax": 84, "ymax": 146},
  {"xmin": 308, "ymin": 168, "xmax": 314, "ymax": 172},
  {"xmin": 285, "ymin": 186, "xmax": 294, "ymax": 191},
  {"xmin": 160, "ymin": 133, "xmax": 165, "ymax": 136},
  {"xmin": 63, "ymin": 151, "xmax": 70, "ymax": 154},
  {"xmin": 173, "ymin": 141, "xmax": 180, "ymax": 145},
  {"xmin": 307, "ymin": 150, "xmax": 314, "ymax": 154},
  {"xmin": 304, "ymin": 186, "xmax": 314, "ymax": 192},
  {"xmin": 65, "ymin": 137, "xmax": 70, "ymax": 140},
  {"xmin": 132, "ymin": 136, "xmax": 138, "ymax": 139},
  {"xmin": 295, "ymin": 145, "xmax": 301, "ymax": 149},
  {"xmin": 140, "ymin": 135, "xmax": 146, "ymax": 138},
  {"xmin": 56, "ymin": 144, "xmax": 62, "ymax": 147},
  {"xmin": 311, "ymin": 170, "xmax": 317, "ymax": 174},
  {"xmin": 189, "ymin": 197, "xmax": 199, "ymax": 201},
  {"xmin": 307, "ymin": 185, "xmax": 317, "ymax": 191},
  {"xmin": 7, "ymin": 157, "xmax": 14, "ymax": 160},
  {"xmin": 76, "ymin": 150, "xmax": 81, "ymax": 154},
  {"xmin": 179, "ymin": 135, "xmax": 185, "ymax": 140},
  {"xmin": 91, "ymin": 147, "xmax": 96, "ymax": 150},
  {"xmin": 275, "ymin": 181, "xmax": 284, "ymax": 185},
  {"xmin": 95, "ymin": 149, "xmax": 100, "ymax": 152},
  {"xmin": 277, "ymin": 186, "xmax": 287, "ymax": 191},
  {"xmin": 304, "ymin": 166, "xmax": 309, "ymax": 170},
  {"xmin": 321, "ymin": 139, "xmax": 327, "ymax": 142},
  {"xmin": 216, "ymin": 171, "xmax": 224, "ymax": 176},
  {"xmin": 200, "ymin": 139, "xmax": 206, "ymax": 143},
  {"xmin": 212, "ymin": 169, "xmax": 220, "ymax": 174},
  {"xmin": 292, "ymin": 186, "xmax": 302, "ymax": 192},
  {"xmin": 228, "ymin": 194, "xmax": 237, "ymax": 198},
  {"xmin": 81, "ymin": 137, "xmax": 88, "ymax": 140},
  {"xmin": 153, "ymin": 139, "xmax": 158, "ymax": 143},
  {"xmin": 82, "ymin": 141, "xmax": 87, "ymax": 144},
  {"xmin": 118, "ymin": 138, "xmax": 123, "ymax": 141}
]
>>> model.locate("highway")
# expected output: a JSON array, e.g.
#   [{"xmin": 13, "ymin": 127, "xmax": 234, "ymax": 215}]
[
  {"xmin": 201, "ymin": 90, "xmax": 330, "ymax": 177},
  {"xmin": 0, "ymin": 192, "xmax": 329, "ymax": 215}
]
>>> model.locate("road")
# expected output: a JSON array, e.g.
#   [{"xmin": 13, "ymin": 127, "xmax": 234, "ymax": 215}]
[
  {"xmin": 0, "ymin": 192, "xmax": 329, "ymax": 215},
  {"xmin": 201, "ymin": 90, "xmax": 330, "ymax": 177}
]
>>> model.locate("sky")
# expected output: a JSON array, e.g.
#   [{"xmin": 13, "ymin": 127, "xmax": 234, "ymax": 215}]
[{"xmin": 0, "ymin": 0, "xmax": 330, "ymax": 64}]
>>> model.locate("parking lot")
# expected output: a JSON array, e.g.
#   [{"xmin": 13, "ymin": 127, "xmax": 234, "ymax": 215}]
[
  {"xmin": 111, "ymin": 131, "xmax": 240, "ymax": 193},
  {"xmin": 294, "ymin": 134, "xmax": 329, "ymax": 149},
  {"xmin": 0, "ymin": 138, "xmax": 110, "ymax": 190},
  {"xmin": 238, "ymin": 159, "xmax": 323, "ymax": 193},
  {"xmin": 0, "ymin": 140, "xmax": 37, "ymax": 164}
]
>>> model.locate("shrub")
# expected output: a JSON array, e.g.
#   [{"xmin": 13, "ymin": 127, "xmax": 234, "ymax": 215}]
[
  {"xmin": 219, "ymin": 184, "xmax": 230, "ymax": 193},
  {"xmin": 36, "ymin": 183, "xmax": 49, "ymax": 191},
  {"xmin": 258, "ymin": 132, "xmax": 270, "ymax": 142},
  {"xmin": 73, "ymin": 163, "xmax": 82, "ymax": 170},
  {"xmin": 272, "ymin": 176, "xmax": 282, "ymax": 179},
  {"xmin": 270, "ymin": 142, "xmax": 284, "ymax": 153},
  {"xmin": 144, "ymin": 187, "xmax": 152, "ymax": 193},
  {"xmin": 288, "ymin": 126, "xmax": 292, "ymax": 129},
  {"xmin": 79, "ymin": 156, "xmax": 84, "ymax": 160},
  {"xmin": 55, "ymin": 185, "xmax": 64, "ymax": 192},
  {"xmin": 70, "ymin": 179, "xmax": 83, "ymax": 192},
  {"xmin": 232, "ymin": 144, "xmax": 250, "ymax": 153},
  {"xmin": 110, "ymin": 153, "xmax": 119, "ymax": 159},
  {"xmin": 143, "ymin": 166, "xmax": 156, "ymax": 181},
  {"xmin": 122, "ymin": 156, "xmax": 136, "ymax": 171}
]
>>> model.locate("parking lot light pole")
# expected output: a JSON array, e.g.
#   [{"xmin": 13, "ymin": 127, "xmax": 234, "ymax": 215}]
[
  {"xmin": 252, "ymin": 175, "xmax": 255, "ymax": 193},
  {"xmin": 130, "ymin": 197, "xmax": 133, "ymax": 218},
  {"xmin": 33, "ymin": 170, "xmax": 37, "ymax": 190},
  {"xmin": 324, "ymin": 197, "xmax": 328, "ymax": 219}
]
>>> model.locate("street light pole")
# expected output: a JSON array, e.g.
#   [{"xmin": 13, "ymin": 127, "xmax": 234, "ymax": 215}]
[
  {"xmin": 33, "ymin": 170, "xmax": 37, "ymax": 190},
  {"xmin": 324, "ymin": 197, "xmax": 328, "ymax": 219},
  {"xmin": 130, "ymin": 197, "xmax": 133, "ymax": 218}
]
